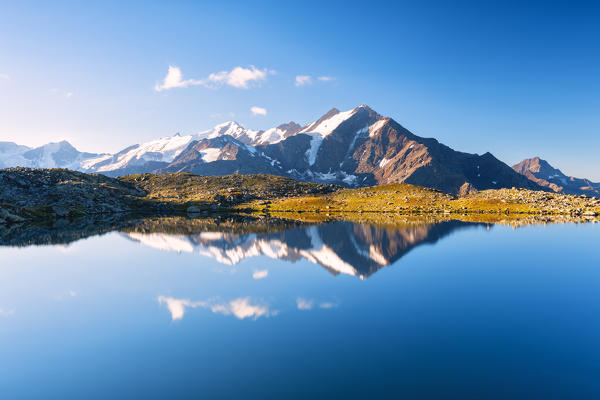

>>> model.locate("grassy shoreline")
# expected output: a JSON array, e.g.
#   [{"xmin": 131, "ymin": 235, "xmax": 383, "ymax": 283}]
[
  {"xmin": 234, "ymin": 183, "xmax": 600, "ymax": 219},
  {"xmin": 1, "ymin": 169, "xmax": 599, "ymax": 226}
]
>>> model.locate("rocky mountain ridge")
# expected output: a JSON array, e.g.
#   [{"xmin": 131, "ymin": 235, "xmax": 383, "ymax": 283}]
[
  {"xmin": 513, "ymin": 157, "xmax": 600, "ymax": 196},
  {"xmin": 1, "ymin": 105, "xmax": 595, "ymax": 194}
]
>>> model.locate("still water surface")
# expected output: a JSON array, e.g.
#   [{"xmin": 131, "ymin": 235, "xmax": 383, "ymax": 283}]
[{"xmin": 0, "ymin": 219, "xmax": 598, "ymax": 399}]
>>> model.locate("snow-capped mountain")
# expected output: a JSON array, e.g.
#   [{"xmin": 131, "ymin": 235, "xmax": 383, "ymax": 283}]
[
  {"xmin": 81, "ymin": 133, "xmax": 197, "ymax": 176},
  {"xmin": 159, "ymin": 135, "xmax": 279, "ymax": 175},
  {"xmin": 0, "ymin": 142, "xmax": 30, "ymax": 169},
  {"xmin": 124, "ymin": 220, "xmax": 483, "ymax": 279},
  {"xmin": 0, "ymin": 104, "xmax": 547, "ymax": 193},
  {"xmin": 0, "ymin": 140, "xmax": 104, "ymax": 170},
  {"xmin": 80, "ymin": 121, "xmax": 298, "ymax": 176},
  {"xmin": 196, "ymin": 120, "xmax": 302, "ymax": 146}
]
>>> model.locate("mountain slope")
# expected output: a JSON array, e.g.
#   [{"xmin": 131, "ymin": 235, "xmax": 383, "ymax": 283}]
[
  {"xmin": 513, "ymin": 157, "xmax": 600, "ymax": 196},
  {"xmin": 159, "ymin": 135, "xmax": 280, "ymax": 175},
  {"xmin": 260, "ymin": 105, "xmax": 540, "ymax": 193}
]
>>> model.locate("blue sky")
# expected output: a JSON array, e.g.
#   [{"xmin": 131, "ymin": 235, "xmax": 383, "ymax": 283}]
[{"xmin": 1, "ymin": 0, "xmax": 599, "ymax": 179}]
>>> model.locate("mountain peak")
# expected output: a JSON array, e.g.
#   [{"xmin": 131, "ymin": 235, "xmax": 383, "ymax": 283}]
[
  {"xmin": 513, "ymin": 157, "xmax": 559, "ymax": 175},
  {"xmin": 277, "ymin": 121, "xmax": 301, "ymax": 131},
  {"xmin": 54, "ymin": 140, "xmax": 77, "ymax": 150},
  {"xmin": 512, "ymin": 157, "xmax": 599, "ymax": 196},
  {"xmin": 213, "ymin": 120, "xmax": 244, "ymax": 130},
  {"xmin": 354, "ymin": 104, "xmax": 374, "ymax": 112}
]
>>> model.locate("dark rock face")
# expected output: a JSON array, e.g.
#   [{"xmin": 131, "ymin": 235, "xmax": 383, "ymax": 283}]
[
  {"xmin": 513, "ymin": 157, "xmax": 600, "ymax": 196},
  {"xmin": 261, "ymin": 134, "xmax": 313, "ymax": 172},
  {"xmin": 278, "ymin": 122, "xmax": 303, "ymax": 138}
]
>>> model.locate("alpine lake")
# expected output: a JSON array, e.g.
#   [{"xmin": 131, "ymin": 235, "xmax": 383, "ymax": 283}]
[{"xmin": 0, "ymin": 214, "xmax": 599, "ymax": 399}]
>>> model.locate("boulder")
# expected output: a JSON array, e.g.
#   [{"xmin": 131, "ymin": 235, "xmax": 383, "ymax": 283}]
[{"xmin": 458, "ymin": 182, "xmax": 478, "ymax": 196}]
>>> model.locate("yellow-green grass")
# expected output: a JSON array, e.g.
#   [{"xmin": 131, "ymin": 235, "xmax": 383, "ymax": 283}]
[{"xmin": 235, "ymin": 183, "xmax": 600, "ymax": 217}]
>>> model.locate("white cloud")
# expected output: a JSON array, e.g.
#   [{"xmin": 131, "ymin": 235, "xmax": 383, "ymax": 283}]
[
  {"xmin": 154, "ymin": 66, "xmax": 196, "ymax": 91},
  {"xmin": 0, "ymin": 308, "xmax": 14, "ymax": 317},
  {"xmin": 0, "ymin": 74, "xmax": 9, "ymax": 81},
  {"xmin": 251, "ymin": 106, "xmax": 267, "ymax": 116},
  {"xmin": 209, "ymin": 66, "xmax": 269, "ymax": 89},
  {"xmin": 65, "ymin": 92, "xmax": 73, "ymax": 98},
  {"xmin": 296, "ymin": 297, "xmax": 314, "ymax": 310},
  {"xmin": 252, "ymin": 269, "xmax": 269, "ymax": 279},
  {"xmin": 158, "ymin": 296, "xmax": 273, "ymax": 321},
  {"xmin": 295, "ymin": 75, "xmax": 312, "ymax": 87},
  {"xmin": 317, "ymin": 76, "xmax": 335, "ymax": 82},
  {"xmin": 155, "ymin": 65, "xmax": 271, "ymax": 92}
]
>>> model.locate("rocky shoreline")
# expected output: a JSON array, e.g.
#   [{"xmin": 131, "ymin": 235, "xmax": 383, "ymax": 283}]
[{"xmin": 1, "ymin": 168, "xmax": 599, "ymax": 228}]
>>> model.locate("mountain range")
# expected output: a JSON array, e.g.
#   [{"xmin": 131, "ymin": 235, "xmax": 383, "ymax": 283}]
[{"xmin": 1, "ymin": 105, "xmax": 596, "ymax": 195}]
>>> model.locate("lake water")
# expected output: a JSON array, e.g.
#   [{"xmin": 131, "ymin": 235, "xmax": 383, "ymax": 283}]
[{"xmin": 0, "ymin": 218, "xmax": 599, "ymax": 399}]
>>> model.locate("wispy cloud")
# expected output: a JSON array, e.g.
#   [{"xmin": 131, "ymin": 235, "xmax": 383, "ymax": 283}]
[
  {"xmin": 158, "ymin": 296, "xmax": 274, "ymax": 321},
  {"xmin": 295, "ymin": 75, "xmax": 336, "ymax": 87},
  {"xmin": 295, "ymin": 75, "xmax": 312, "ymax": 87},
  {"xmin": 250, "ymin": 106, "xmax": 267, "ymax": 116},
  {"xmin": 0, "ymin": 308, "xmax": 14, "ymax": 317},
  {"xmin": 0, "ymin": 73, "xmax": 10, "ymax": 81},
  {"xmin": 296, "ymin": 297, "xmax": 314, "ymax": 310},
  {"xmin": 155, "ymin": 65, "xmax": 272, "ymax": 92},
  {"xmin": 252, "ymin": 269, "xmax": 269, "ymax": 279}
]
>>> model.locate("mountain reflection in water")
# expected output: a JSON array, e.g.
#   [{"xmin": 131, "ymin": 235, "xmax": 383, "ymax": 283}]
[
  {"xmin": 122, "ymin": 219, "xmax": 487, "ymax": 279},
  {"xmin": 1, "ymin": 215, "xmax": 489, "ymax": 279}
]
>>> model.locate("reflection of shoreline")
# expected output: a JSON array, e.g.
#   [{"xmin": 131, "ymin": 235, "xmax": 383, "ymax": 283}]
[
  {"xmin": 0, "ymin": 212, "xmax": 592, "ymax": 248},
  {"xmin": 0, "ymin": 214, "xmax": 302, "ymax": 247},
  {"xmin": 125, "ymin": 220, "xmax": 487, "ymax": 279}
]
